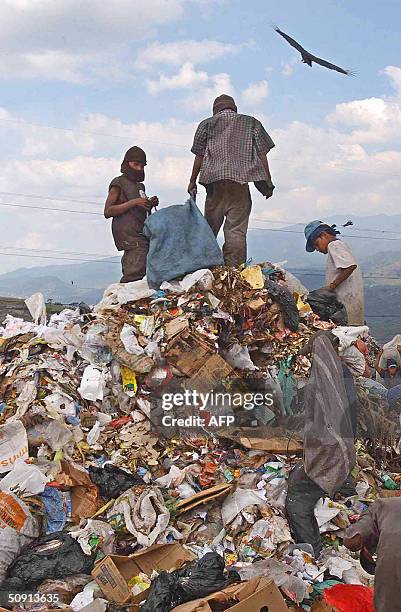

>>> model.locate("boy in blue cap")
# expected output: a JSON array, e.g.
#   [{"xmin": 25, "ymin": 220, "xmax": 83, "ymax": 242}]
[{"xmin": 304, "ymin": 220, "xmax": 364, "ymax": 325}]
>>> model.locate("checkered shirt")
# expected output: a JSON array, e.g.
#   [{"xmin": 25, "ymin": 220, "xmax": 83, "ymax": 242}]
[{"xmin": 191, "ymin": 110, "xmax": 275, "ymax": 185}]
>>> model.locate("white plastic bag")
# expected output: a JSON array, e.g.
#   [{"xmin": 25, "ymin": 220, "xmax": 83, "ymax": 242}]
[
  {"xmin": 222, "ymin": 344, "xmax": 258, "ymax": 371},
  {"xmin": 0, "ymin": 461, "xmax": 49, "ymax": 495},
  {"xmin": 78, "ymin": 366, "xmax": 106, "ymax": 401},
  {"xmin": 0, "ymin": 420, "xmax": 29, "ymax": 473},
  {"xmin": 160, "ymin": 269, "xmax": 214, "ymax": 294},
  {"xmin": 120, "ymin": 325, "xmax": 144, "ymax": 356}
]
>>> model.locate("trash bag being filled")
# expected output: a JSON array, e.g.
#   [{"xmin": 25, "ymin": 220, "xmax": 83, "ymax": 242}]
[
  {"xmin": 141, "ymin": 552, "xmax": 239, "ymax": 612},
  {"xmin": 1, "ymin": 532, "xmax": 95, "ymax": 591},
  {"xmin": 88, "ymin": 464, "xmax": 143, "ymax": 500},
  {"xmin": 306, "ymin": 288, "xmax": 348, "ymax": 325},
  {"xmin": 143, "ymin": 199, "xmax": 224, "ymax": 289}
]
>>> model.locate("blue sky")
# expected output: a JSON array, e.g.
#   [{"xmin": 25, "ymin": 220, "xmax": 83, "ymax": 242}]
[{"xmin": 1, "ymin": 0, "xmax": 401, "ymax": 273}]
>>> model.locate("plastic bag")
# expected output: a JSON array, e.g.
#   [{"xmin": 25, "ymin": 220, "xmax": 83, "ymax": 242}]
[
  {"xmin": 78, "ymin": 366, "xmax": 106, "ymax": 402},
  {"xmin": 264, "ymin": 279, "xmax": 299, "ymax": 331},
  {"xmin": 2, "ymin": 531, "xmax": 95, "ymax": 590},
  {"xmin": 307, "ymin": 288, "xmax": 348, "ymax": 325},
  {"xmin": 160, "ymin": 269, "xmax": 214, "ymax": 294},
  {"xmin": 0, "ymin": 461, "xmax": 49, "ymax": 495},
  {"xmin": 142, "ymin": 552, "xmax": 239, "ymax": 612},
  {"xmin": 39, "ymin": 486, "xmax": 67, "ymax": 534},
  {"xmin": 143, "ymin": 198, "xmax": 224, "ymax": 289},
  {"xmin": 88, "ymin": 464, "xmax": 143, "ymax": 500},
  {"xmin": 222, "ymin": 344, "xmax": 257, "ymax": 371},
  {"xmin": 0, "ymin": 420, "xmax": 29, "ymax": 473},
  {"xmin": 0, "ymin": 491, "xmax": 40, "ymax": 584}
]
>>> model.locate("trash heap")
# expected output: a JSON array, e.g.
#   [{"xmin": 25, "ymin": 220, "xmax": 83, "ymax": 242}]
[{"xmin": 0, "ymin": 264, "xmax": 398, "ymax": 611}]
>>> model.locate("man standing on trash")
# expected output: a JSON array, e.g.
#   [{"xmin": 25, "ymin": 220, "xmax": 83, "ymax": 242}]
[
  {"xmin": 304, "ymin": 220, "xmax": 364, "ymax": 325},
  {"xmin": 188, "ymin": 94, "xmax": 275, "ymax": 267},
  {"xmin": 104, "ymin": 146, "xmax": 158, "ymax": 283}
]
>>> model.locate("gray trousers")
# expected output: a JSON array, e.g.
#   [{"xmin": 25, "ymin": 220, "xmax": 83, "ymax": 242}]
[
  {"xmin": 285, "ymin": 463, "xmax": 356, "ymax": 557},
  {"xmin": 120, "ymin": 236, "xmax": 149, "ymax": 283},
  {"xmin": 204, "ymin": 181, "xmax": 252, "ymax": 268}
]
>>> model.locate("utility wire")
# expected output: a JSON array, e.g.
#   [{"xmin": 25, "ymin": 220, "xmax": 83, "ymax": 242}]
[{"xmin": 2, "ymin": 200, "xmax": 401, "ymax": 243}]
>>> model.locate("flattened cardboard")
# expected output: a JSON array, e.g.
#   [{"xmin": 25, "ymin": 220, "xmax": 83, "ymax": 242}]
[
  {"xmin": 239, "ymin": 436, "xmax": 303, "ymax": 453},
  {"xmin": 165, "ymin": 331, "xmax": 215, "ymax": 376},
  {"xmin": 183, "ymin": 354, "xmax": 235, "ymax": 394},
  {"xmin": 175, "ymin": 483, "xmax": 232, "ymax": 516},
  {"xmin": 92, "ymin": 543, "xmax": 195, "ymax": 605}
]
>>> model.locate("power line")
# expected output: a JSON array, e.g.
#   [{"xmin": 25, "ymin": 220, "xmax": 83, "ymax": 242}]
[
  {"xmin": 0, "ymin": 201, "xmax": 103, "ymax": 216},
  {"xmin": 0, "ymin": 251, "xmax": 119, "ymax": 264},
  {"xmin": 0, "ymin": 191, "xmax": 103, "ymax": 206},
  {"xmin": 2, "ymin": 245, "xmax": 115, "ymax": 258}
]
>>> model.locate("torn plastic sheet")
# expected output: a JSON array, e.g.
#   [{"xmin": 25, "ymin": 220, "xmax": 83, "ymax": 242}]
[
  {"xmin": 109, "ymin": 487, "xmax": 171, "ymax": 548},
  {"xmin": 314, "ymin": 498, "xmax": 342, "ymax": 530},
  {"xmin": 70, "ymin": 520, "xmax": 115, "ymax": 556},
  {"xmin": 221, "ymin": 488, "xmax": 266, "ymax": 525},
  {"xmin": 222, "ymin": 344, "xmax": 258, "ymax": 371},
  {"xmin": 94, "ymin": 279, "xmax": 156, "ymax": 312},
  {"xmin": 15, "ymin": 379, "xmax": 37, "ymax": 417},
  {"xmin": 25, "ymin": 292, "xmax": 47, "ymax": 326},
  {"xmin": 120, "ymin": 325, "xmax": 144, "ymax": 356},
  {"xmin": 237, "ymin": 557, "xmax": 310, "ymax": 603},
  {"xmin": 160, "ymin": 269, "xmax": 214, "ymax": 294}
]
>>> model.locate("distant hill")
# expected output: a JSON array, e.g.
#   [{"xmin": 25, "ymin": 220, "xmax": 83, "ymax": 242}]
[{"xmin": 0, "ymin": 213, "xmax": 400, "ymax": 343}]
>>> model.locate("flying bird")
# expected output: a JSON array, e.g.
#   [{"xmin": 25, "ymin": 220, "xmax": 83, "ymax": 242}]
[
  {"xmin": 342, "ymin": 220, "xmax": 354, "ymax": 227},
  {"xmin": 275, "ymin": 27, "xmax": 354, "ymax": 76}
]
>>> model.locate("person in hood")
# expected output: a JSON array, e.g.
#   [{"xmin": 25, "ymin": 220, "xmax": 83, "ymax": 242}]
[
  {"xmin": 104, "ymin": 146, "xmax": 158, "ymax": 283},
  {"xmin": 188, "ymin": 94, "xmax": 275, "ymax": 267},
  {"xmin": 304, "ymin": 220, "xmax": 364, "ymax": 325}
]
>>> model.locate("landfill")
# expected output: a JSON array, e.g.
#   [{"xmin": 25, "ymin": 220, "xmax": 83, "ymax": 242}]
[{"xmin": 0, "ymin": 263, "xmax": 399, "ymax": 611}]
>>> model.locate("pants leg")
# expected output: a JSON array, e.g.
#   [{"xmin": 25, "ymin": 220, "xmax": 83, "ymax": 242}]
[
  {"xmin": 204, "ymin": 183, "xmax": 226, "ymax": 237},
  {"xmin": 222, "ymin": 183, "xmax": 252, "ymax": 267},
  {"xmin": 285, "ymin": 463, "xmax": 325, "ymax": 557},
  {"xmin": 120, "ymin": 236, "xmax": 149, "ymax": 283}
]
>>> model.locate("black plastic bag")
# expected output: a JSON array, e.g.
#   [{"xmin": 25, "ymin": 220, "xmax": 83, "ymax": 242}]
[
  {"xmin": 142, "ymin": 552, "xmax": 240, "ymax": 612},
  {"xmin": 264, "ymin": 279, "xmax": 299, "ymax": 331},
  {"xmin": 88, "ymin": 464, "xmax": 143, "ymax": 499},
  {"xmin": 306, "ymin": 288, "xmax": 348, "ymax": 325},
  {"xmin": 2, "ymin": 532, "xmax": 95, "ymax": 590}
]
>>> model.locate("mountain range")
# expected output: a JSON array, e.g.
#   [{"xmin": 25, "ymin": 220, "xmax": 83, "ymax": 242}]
[{"xmin": 0, "ymin": 213, "xmax": 400, "ymax": 342}]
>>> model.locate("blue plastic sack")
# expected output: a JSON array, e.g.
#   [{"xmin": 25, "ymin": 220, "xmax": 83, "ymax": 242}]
[
  {"xmin": 39, "ymin": 486, "xmax": 66, "ymax": 534},
  {"xmin": 143, "ymin": 198, "xmax": 224, "ymax": 289}
]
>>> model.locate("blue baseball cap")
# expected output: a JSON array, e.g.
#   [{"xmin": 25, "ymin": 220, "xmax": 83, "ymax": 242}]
[
  {"xmin": 304, "ymin": 220, "xmax": 325, "ymax": 252},
  {"xmin": 304, "ymin": 220, "xmax": 339, "ymax": 252}
]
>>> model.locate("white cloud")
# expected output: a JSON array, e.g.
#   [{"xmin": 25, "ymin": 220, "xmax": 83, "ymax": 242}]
[
  {"xmin": 0, "ymin": 0, "xmax": 188, "ymax": 82},
  {"xmin": 383, "ymin": 65, "xmax": 401, "ymax": 97},
  {"xmin": 147, "ymin": 62, "xmax": 209, "ymax": 93},
  {"xmin": 136, "ymin": 39, "xmax": 243, "ymax": 69},
  {"xmin": 281, "ymin": 57, "xmax": 298, "ymax": 77},
  {"xmin": 241, "ymin": 80, "xmax": 268, "ymax": 107}
]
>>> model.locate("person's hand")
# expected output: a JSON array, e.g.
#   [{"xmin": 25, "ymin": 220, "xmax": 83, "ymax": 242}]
[
  {"xmin": 187, "ymin": 181, "xmax": 197, "ymax": 196},
  {"xmin": 325, "ymin": 283, "xmax": 336, "ymax": 292},
  {"xmin": 149, "ymin": 195, "xmax": 159, "ymax": 208},
  {"xmin": 132, "ymin": 197, "xmax": 153, "ymax": 211},
  {"xmin": 343, "ymin": 534, "xmax": 363, "ymax": 552}
]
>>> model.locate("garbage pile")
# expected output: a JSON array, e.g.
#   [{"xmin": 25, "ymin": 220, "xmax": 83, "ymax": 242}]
[{"xmin": 0, "ymin": 264, "xmax": 398, "ymax": 611}]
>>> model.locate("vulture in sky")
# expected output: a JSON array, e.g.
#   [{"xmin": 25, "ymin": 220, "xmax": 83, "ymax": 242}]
[{"xmin": 275, "ymin": 27, "xmax": 354, "ymax": 76}]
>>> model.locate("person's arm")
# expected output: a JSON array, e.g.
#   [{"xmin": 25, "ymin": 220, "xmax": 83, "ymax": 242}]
[
  {"xmin": 104, "ymin": 186, "xmax": 150, "ymax": 219},
  {"xmin": 258, "ymin": 152, "xmax": 272, "ymax": 181},
  {"xmin": 375, "ymin": 348, "xmax": 384, "ymax": 377},
  {"xmin": 343, "ymin": 533, "xmax": 363, "ymax": 552},
  {"xmin": 187, "ymin": 155, "xmax": 204, "ymax": 195},
  {"xmin": 327, "ymin": 265, "xmax": 357, "ymax": 291}
]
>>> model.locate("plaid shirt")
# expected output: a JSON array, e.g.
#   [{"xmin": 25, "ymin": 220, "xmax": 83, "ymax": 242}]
[{"xmin": 191, "ymin": 110, "xmax": 275, "ymax": 185}]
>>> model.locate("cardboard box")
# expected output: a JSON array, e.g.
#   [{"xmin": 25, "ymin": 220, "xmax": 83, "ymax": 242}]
[
  {"xmin": 92, "ymin": 543, "xmax": 196, "ymax": 605},
  {"xmin": 175, "ymin": 483, "xmax": 232, "ymax": 516},
  {"xmin": 165, "ymin": 331, "xmax": 215, "ymax": 376},
  {"xmin": 171, "ymin": 577, "xmax": 289, "ymax": 612}
]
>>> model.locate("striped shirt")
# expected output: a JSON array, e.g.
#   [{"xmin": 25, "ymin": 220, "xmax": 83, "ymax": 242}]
[{"xmin": 191, "ymin": 110, "xmax": 275, "ymax": 185}]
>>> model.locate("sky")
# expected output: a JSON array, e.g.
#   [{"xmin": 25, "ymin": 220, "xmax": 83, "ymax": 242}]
[{"xmin": 1, "ymin": 0, "xmax": 401, "ymax": 274}]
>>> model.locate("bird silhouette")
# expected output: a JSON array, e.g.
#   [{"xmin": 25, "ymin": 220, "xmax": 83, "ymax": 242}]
[{"xmin": 275, "ymin": 28, "xmax": 354, "ymax": 76}]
